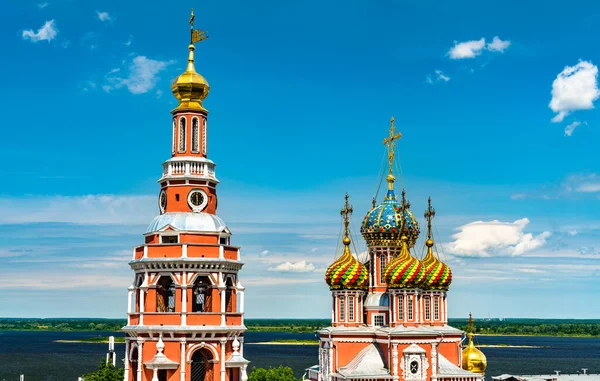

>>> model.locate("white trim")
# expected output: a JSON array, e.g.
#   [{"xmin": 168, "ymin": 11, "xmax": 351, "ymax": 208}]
[
  {"xmin": 191, "ymin": 117, "xmax": 200, "ymax": 153},
  {"xmin": 186, "ymin": 342, "xmax": 220, "ymax": 362},
  {"xmin": 202, "ymin": 118, "xmax": 207, "ymax": 156},
  {"xmin": 372, "ymin": 313, "xmax": 386, "ymax": 327}
]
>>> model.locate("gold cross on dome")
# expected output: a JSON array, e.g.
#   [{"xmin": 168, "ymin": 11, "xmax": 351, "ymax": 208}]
[
  {"xmin": 382, "ymin": 116, "xmax": 402, "ymax": 174},
  {"xmin": 340, "ymin": 193, "xmax": 354, "ymax": 237},
  {"xmin": 424, "ymin": 196, "xmax": 436, "ymax": 240},
  {"xmin": 189, "ymin": 8, "xmax": 209, "ymax": 44}
]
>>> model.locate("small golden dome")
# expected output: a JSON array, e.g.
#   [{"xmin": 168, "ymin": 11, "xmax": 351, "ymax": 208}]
[
  {"xmin": 462, "ymin": 314, "xmax": 487, "ymax": 375},
  {"xmin": 425, "ymin": 239, "xmax": 434, "ymax": 247},
  {"xmin": 171, "ymin": 44, "xmax": 210, "ymax": 112}
]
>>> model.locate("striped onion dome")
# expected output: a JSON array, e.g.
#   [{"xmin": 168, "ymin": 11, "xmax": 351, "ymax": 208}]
[
  {"xmin": 325, "ymin": 236, "xmax": 369, "ymax": 290},
  {"xmin": 421, "ymin": 239, "xmax": 452, "ymax": 290},
  {"xmin": 384, "ymin": 235, "xmax": 426, "ymax": 288}
]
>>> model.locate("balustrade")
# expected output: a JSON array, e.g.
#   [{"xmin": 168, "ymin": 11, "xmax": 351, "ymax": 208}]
[{"xmin": 161, "ymin": 159, "xmax": 216, "ymax": 178}]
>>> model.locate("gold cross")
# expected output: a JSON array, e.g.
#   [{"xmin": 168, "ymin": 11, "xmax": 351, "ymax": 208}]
[
  {"xmin": 400, "ymin": 189, "xmax": 411, "ymax": 211},
  {"xmin": 340, "ymin": 193, "xmax": 354, "ymax": 238},
  {"xmin": 424, "ymin": 196, "xmax": 436, "ymax": 240},
  {"xmin": 190, "ymin": 8, "xmax": 209, "ymax": 44},
  {"xmin": 382, "ymin": 116, "xmax": 402, "ymax": 175}
]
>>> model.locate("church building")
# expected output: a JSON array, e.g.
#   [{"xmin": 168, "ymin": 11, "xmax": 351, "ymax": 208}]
[
  {"xmin": 306, "ymin": 119, "xmax": 487, "ymax": 381},
  {"xmin": 121, "ymin": 11, "xmax": 249, "ymax": 381}
]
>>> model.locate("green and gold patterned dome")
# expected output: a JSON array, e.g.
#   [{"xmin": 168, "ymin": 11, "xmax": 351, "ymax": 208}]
[
  {"xmin": 422, "ymin": 239, "xmax": 452, "ymax": 290},
  {"xmin": 325, "ymin": 194, "xmax": 369, "ymax": 291},
  {"xmin": 383, "ymin": 235, "xmax": 425, "ymax": 288}
]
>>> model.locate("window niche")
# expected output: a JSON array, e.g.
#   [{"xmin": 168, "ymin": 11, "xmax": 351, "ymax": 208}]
[
  {"xmin": 156, "ymin": 276, "xmax": 176, "ymax": 313},
  {"xmin": 192, "ymin": 276, "xmax": 213, "ymax": 313}
]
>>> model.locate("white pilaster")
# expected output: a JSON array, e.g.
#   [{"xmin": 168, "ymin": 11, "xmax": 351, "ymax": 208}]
[
  {"xmin": 182, "ymin": 285, "xmax": 188, "ymax": 326},
  {"xmin": 137, "ymin": 339, "xmax": 144, "ymax": 381},
  {"xmin": 180, "ymin": 339, "xmax": 186, "ymax": 381},
  {"xmin": 124, "ymin": 340, "xmax": 130, "ymax": 381},
  {"xmin": 220, "ymin": 338, "xmax": 227, "ymax": 381}
]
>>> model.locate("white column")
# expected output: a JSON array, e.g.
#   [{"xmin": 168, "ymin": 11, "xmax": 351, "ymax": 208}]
[
  {"xmin": 139, "ymin": 288, "xmax": 146, "ymax": 325},
  {"xmin": 137, "ymin": 339, "xmax": 144, "ymax": 381},
  {"xmin": 220, "ymin": 288, "xmax": 226, "ymax": 326},
  {"xmin": 152, "ymin": 369, "xmax": 158, "ymax": 381},
  {"xmin": 444, "ymin": 294, "xmax": 448, "ymax": 324},
  {"xmin": 124, "ymin": 340, "xmax": 130, "ymax": 381},
  {"xmin": 239, "ymin": 289, "xmax": 245, "ymax": 325},
  {"xmin": 181, "ymin": 286, "xmax": 188, "ymax": 326},
  {"xmin": 127, "ymin": 286, "xmax": 134, "ymax": 314},
  {"xmin": 220, "ymin": 338, "xmax": 227, "ymax": 381},
  {"xmin": 180, "ymin": 339, "xmax": 186, "ymax": 381}
]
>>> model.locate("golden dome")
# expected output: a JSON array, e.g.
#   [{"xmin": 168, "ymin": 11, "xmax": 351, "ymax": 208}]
[
  {"xmin": 461, "ymin": 314, "xmax": 487, "ymax": 375},
  {"xmin": 171, "ymin": 44, "xmax": 210, "ymax": 112}
]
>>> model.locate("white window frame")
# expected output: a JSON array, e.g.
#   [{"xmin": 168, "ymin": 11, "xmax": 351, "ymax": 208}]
[
  {"xmin": 160, "ymin": 233, "xmax": 179, "ymax": 244},
  {"xmin": 339, "ymin": 296, "xmax": 345, "ymax": 321},
  {"xmin": 434, "ymin": 296, "xmax": 440, "ymax": 320},
  {"xmin": 348, "ymin": 296, "xmax": 354, "ymax": 321},
  {"xmin": 373, "ymin": 313, "xmax": 386, "ymax": 327},
  {"xmin": 424, "ymin": 297, "xmax": 431, "ymax": 321},
  {"xmin": 191, "ymin": 117, "xmax": 200, "ymax": 153},
  {"xmin": 398, "ymin": 294, "xmax": 404, "ymax": 321},
  {"xmin": 202, "ymin": 118, "xmax": 207, "ymax": 155},
  {"xmin": 178, "ymin": 117, "xmax": 186, "ymax": 153},
  {"xmin": 171, "ymin": 118, "xmax": 176, "ymax": 154},
  {"xmin": 408, "ymin": 295, "xmax": 414, "ymax": 321}
]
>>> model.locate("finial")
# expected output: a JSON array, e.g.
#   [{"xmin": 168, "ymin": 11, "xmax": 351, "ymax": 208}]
[
  {"xmin": 468, "ymin": 312, "xmax": 474, "ymax": 335},
  {"xmin": 190, "ymin": 8, "xmax": 195, "ymax": 30},
  {"xmin": 340, "ymin": 193, "xmax": 353, "ymax": 245},
  {"xmin": 400, "ymin": 189, "xmax": 411, "ymax": 211},
  {"xmin": 372, "ymin": 197, "xmax": 377, "ymax": 208},
  {"xmin": 424, "ymin": 196, "xmax": 436, "ymax": 242},
  {"xmin": 382, "ymin": 116, "xmax": 402, "ymax": 189},
  {"xmin": 156, "ymin": 333, "xmax": 165, "ymax": 354}
]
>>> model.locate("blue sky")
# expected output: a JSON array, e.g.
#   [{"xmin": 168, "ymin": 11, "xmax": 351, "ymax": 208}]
[{"xmin": 2, "ymin": 0, "xmax": 600, "ymax": 319}]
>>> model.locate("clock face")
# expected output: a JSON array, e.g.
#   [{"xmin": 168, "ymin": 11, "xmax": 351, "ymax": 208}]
[
  {"xmin": 188, "ymin": 189, "xmax": 208, "ymax": 212},
  {"xmin": 159, "ymin": 190, "xmax": 167, "ymax": 214}
]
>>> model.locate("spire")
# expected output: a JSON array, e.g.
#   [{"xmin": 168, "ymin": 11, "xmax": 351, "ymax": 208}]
[
  {"xmin": 340, "ymin": 193, "xmax": 354, "ymax": 245},
  {"xmin": 468, "ymin": 312, "xmax": 474, "ymax": 336},
  {"xmin": 382, "ymin": 117, "xmax": 402, "ymax": 191},
  {"xmin": 424, "ymin": 196, "xmax": 436, "ymax": 245},
  {"xmin": 462, "ymin": 312, "xmax": 487, "ymax": 374}
]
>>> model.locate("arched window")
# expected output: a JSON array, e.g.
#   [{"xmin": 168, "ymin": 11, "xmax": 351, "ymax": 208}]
[
  {"xmin": 178, "ymin": 117, "xmax": 186, "ymax": 152},
  {"xmin": 134, "ymin": 275, "xmax": 143, "ymax": 312},
  {"xmin": 192, "ymin": 276, "xmax": 212, "ymax": 312},
  {"xmin": 191, "ymin": 348, "xmax": 214, "ymax": 381},
  {"xmin": 225, "ymin": 277, "xmax": 235, "ymax": 313},
  {"xmin": 192, "ymin": 118, "xmax": 200, "ymax": 153},
  {"xmin": 130, "ymin": 347, "xmax": 139, "ymax": 376},
  {"xmin": 156, "ymin": 276, "xmax": 175, "ymax": 313},
  {"xmin": 202, "ymin": 119, "xmax": 207, "ymax": 155}
]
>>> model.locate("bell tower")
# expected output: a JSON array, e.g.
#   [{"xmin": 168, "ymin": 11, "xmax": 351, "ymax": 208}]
[{"xmin": 123, "ymin": 10, "xmax": 249, "ymax": 381}]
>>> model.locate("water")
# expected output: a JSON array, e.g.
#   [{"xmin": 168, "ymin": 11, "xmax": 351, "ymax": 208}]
[{"xmin": 1, "ymin": 331, "xmax": 599, "ymax": 381}]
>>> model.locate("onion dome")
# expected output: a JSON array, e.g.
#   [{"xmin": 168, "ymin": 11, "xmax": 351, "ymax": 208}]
[
  {"xmin": 171, "ymin": 44, "xmax": 210, "ymax": 112},
  {"xmin": 383, "ymin": 235, "xmax": 425, "ymax": 288},
  {"xmin": 462, "ymin": 313, "xmax": 487, "ymax": 374},
  {"xmin": 361, "ymin": 180, "xmax": 420, "ymax": 247},
  {"xmin": 422, "ymin": 240, "xmax": 452, "ymax": 290},
  {"xmin": 325, "ymin": 194, "xmax": 369, "ymax": 290}
]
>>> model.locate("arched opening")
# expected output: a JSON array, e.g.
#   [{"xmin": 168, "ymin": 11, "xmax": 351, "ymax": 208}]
[
  {"xmin": 178, "ymin": 117, "xmax": 186, "ymax": 152},
  {"xmin": 202, "ymin": 119, "xmax": 207, "ymax": 155},
  {"xmin": 134, "ymin": 275, "xmax": 143, "ymax": 312},
  {"xmin": 130, "ymin": 347, "xmax": 138, "ymax": 380},
  {"xmin": 192, "ymin": 117, "xmax": 200, "ymax": 153},
  {"xmin": 156, "ymin": 276, "xmax": 175, "ymax": 313},
  {"xmin": 225, "ymin": 277, "xmax": 235, "ymax": 313},
  {"xmin": 192, "ymin": 276, "xmax": 212, "ymax": 312},
  {"xmin": 191, "ymin": 348, "xmax": 214, "ymax": 381}
]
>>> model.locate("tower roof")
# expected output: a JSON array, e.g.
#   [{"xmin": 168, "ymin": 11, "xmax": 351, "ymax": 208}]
[{"xmin": 462, "ymin": 313, "xmax": 488, "ymax": 375}]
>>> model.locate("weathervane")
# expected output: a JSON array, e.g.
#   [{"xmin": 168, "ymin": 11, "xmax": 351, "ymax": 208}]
[{"xmin": 189, "ymin": 8, "xmax": 209, "ymax": 44}]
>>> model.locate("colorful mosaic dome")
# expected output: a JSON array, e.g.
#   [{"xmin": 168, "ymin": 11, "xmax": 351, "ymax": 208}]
[
  {"xmin": 361, "ymin": 189, "xmax": 420, "ymax": 247},
  {"xmin": 421, "ymin": 239, "xmax": 452, "ymax": 290},
  {"xmin": 325, "ymin": 237, "xmax": 369, "ymax": 290},
  {"xmin": 383, "ymin": 236, "xmax": 425, "ymax": 289}
]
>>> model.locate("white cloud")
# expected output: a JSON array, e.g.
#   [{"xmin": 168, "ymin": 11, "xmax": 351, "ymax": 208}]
[
  {"xmin": 259, "ymin": 250, "xmax": 270, "ymax": 257},
  {"xmin": 22, "ymin": 19, "xmax": 57, "ymax": 42},
  {"xmin": 564, "ymin": 173, "xmax": 600, "ymax": 193},
  {"xmin": 564, "ymin": 121, "xmax": 582, "ymax": 136},
  {"xmin": 97, "ymin": 11, "xmax": 112, "ymax": 22},
  {"xmin": 487, "ymin": 36, "xmax": 511, "ymax": 53},
  {"xmin": 0, "ymin": 194, "xmax": 155, "ymax": 225},
  {"xmin": 549, "ymin": 61, "xmax": 600, "ymax": 123},
  {"xmin": 268, "ymin": 260, "xmax": 316, "ymax": 273},
  {"xmin": 427, "ymin": 70, "xmax": 451, "ymax": 84},
  {"xmin": 124, "ymin": 35, "xmax": 133, "ymax": 46},
  {"xmin": 37, "ymin": 2, "xmax": 49, "ymax": 9},
  {"xmin": 104, "ymin": 56, "xmax": 174, "ymax": 94},
  {"xmin": 568, "ymin": 229, "xmax": 578, "ymax": 236},
  {"xmin": 449, "ymin": 38, "xmax": 486, "ymax": 59},
  {"xmin": 446, "ymin": 218, "xmax": 551, "ymax": 257}
]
